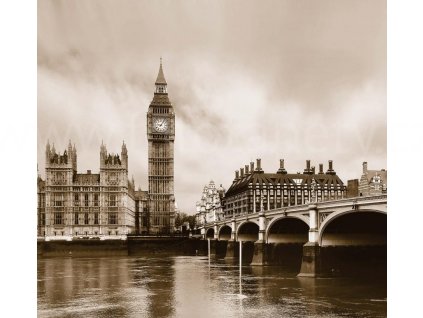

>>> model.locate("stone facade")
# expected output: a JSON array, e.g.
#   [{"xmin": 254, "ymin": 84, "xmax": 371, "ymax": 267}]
[
  {"xmin": 38, "ymin": 140, "xmax": 136, "ymax": 240},
  {"xmin": 195, "ymin": 181, "xmax": 225, "ymax": 226},
  {"xmin": 358, "ymin": 162, "xmax": 387, "ymax": 196}
]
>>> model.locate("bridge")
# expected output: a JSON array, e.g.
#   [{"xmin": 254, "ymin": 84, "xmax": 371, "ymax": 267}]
[{"xmin": 197, "ymin": 195, "xmax": 387, "ymax": 277}]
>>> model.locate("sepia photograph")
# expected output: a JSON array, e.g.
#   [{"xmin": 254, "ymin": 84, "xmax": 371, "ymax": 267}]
[{"xmin": 8, "ymin": 0, "xmax": 402, "ymax": 316}]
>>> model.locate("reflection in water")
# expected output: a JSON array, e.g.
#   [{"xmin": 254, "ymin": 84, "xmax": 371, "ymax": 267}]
[{"xmin": 38, "ymin": 255, "xmax": 386, "ymax": 318}]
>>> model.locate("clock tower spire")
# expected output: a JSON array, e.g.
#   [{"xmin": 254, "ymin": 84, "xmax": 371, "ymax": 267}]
[{"xmin": 147, "ymin": 59, "xmax": 176, "ymax": 234}]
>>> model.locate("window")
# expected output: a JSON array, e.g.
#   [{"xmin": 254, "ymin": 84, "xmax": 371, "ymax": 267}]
[
  {"xmin": 84, "ymin": 194, "xmax": 89, "ymax": 207},
  {"xmin": 109, "ymin": 213, "xmax": 117, "ymax": 225},
  {"xmin": 94, "ymin": 194, "xmax": 99, "ymax": 206},
  {"xmin": 54, "ymin": 213, "xmax": 63, "ymax": 225},
  {"xmin": 84, "ymin": 213, "xmax": 89, "ymax": 225},
  {"xmin": 94, "ymin": 213, "xmax": 99, "ymax": 225},
  {"xmin": 74, "ymin": 213, "xmax": 79, "ymax": 225},
  {"xmin": 75, "ymin": 231, "xmax": 78, "ymax": 236},
  {"xmin": 109, "ymin": 195, "xmax": 116, "ymax": 207}
]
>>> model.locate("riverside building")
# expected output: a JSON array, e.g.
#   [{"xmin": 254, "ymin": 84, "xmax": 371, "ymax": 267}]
[
  {"xmin": 37, "ymin": 61, "xmax": 176, "ymax": 239},
  {"xmin": 223, "ymin": 159, "xmax": 347, "ymax": 218},
  {"xmin": 37, "ymin": 141, "xmax": 136, "ymax": 241},
  {"xmin": 358, "ymin": 161, "xmax": 387, "ymax": 196}
]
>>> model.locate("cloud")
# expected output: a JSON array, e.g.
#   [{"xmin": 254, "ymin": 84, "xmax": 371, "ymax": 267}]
[{"xmin": 38, "ymin": 0, "xmax": 386, "ymax": 213}]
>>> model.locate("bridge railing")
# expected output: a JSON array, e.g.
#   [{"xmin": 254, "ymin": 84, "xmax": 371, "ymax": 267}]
[{"xmin": 199, "ymin": 194, "xmax": 387, "ymax": 226}]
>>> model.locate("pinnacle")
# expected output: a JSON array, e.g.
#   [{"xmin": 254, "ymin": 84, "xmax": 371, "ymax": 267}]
[{"xmin": 155, "ymin": 59, "xmax": 167, "ymax": 85}]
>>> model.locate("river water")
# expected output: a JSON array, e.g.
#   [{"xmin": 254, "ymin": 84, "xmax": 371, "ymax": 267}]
[{"xmin": 37, "ymin": 255, "xmax": 386, "ymax": 318}]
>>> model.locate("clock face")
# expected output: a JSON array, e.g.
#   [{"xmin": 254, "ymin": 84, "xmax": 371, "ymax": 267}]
[{"xmin": 153, "ymin": 118, "xmax": 168, "ymax": 133}]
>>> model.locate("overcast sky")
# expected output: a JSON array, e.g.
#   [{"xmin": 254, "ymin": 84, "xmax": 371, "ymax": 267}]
[{"xmin": 38, "ymin": 0, "xmax": 386, "ymax": 213}]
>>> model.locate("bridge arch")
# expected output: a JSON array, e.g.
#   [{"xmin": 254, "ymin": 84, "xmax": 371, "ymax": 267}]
[
  {"xmin": 205, "ymin": 228, "xmax": 215, "ymax": 239},
  {"xmin": 319, "ymin": 209, "xmax": 387, "ymax": 246},
  {"xmin": 218, "ymin": 225, "xmax": 232, "ymax": 241},
  {"xmin": 266, "ymin": 216, "xmax": 309, "ymax": 244},
  {"xmin": 237, "ymin": 221, "xmax": 259, "ymax": 242}
]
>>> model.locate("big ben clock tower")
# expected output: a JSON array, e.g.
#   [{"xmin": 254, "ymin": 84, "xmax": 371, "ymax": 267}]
[{"xmin": 147, "ymin": 59, "xmax": 175, "ymax": 234}]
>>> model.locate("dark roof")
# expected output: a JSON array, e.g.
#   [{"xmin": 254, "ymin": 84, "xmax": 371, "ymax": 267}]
[
  {"xmin": 225, "ymin": 172, "xmax": 345, "ymax": 197},
  {"xmin": 73, "ymin": 173, "xmax": 100, "ymax": 185},
  {"xmin": 150, "ymin": 93, "xmax": 172, "ymax": 106},
  {"xmin": 135, "ymin": 190, "xmax": 149, "ymax": 200},
  {"xmin": 155, "ymin": 62, "xmax": 167, "ymax": 85},
  {"xmin": 363, "ymin": 170, "xmax": 388, "ymax": 185}
]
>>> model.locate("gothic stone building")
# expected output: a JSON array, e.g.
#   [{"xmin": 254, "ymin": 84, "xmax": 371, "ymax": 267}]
[
  {"xmin": 37, "ymin": 61, "xmax": 177, "ymax": 238},
  {"xmin": 195, "ymin": 180, "xmax": 226, "ymax": 226},
  {"xmin": 147, "ymin": 60, "xmax": 176, "ymax": 234},
  {"xmin": 223, "ymin": 159, "xmax": 347, "ymax": 218},
  {"xmin": 37, "ymin": 140, "xmax": 136, "ymax": 240}
]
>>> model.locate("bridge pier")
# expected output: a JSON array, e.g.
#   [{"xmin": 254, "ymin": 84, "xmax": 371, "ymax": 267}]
[
  {"xmin": 224, "ymin": 240, "xmax": 237, "ymax": 260},
  {"xmin": 251, "ymin": 210, "xmax": 267, "ymax": 265},
  {"xmin": 298, "ymin": 203, "xmax": 322, "ymax": 277},
  {"xmin": 251, "ymin": 241, "xmax": 268, "ymax": 265},
  {"xmin": 298, "ymin": 242, "xmax": 322, "ymax": 277}
]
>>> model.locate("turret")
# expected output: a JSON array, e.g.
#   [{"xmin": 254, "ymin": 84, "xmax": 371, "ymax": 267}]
[
  {"xmin": 121, "ymin": 140, "xmax": 128, "ymax": 170},
  {"xmin": 45, "ymin": 140, "xmax": 51, "ymax": 163},
  {"xmin": 72, "ymin": 143, "xmax": 77, "ymax": 172}
]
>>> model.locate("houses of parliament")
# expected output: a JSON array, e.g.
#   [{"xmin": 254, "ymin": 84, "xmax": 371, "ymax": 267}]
[{"xmin": 37, "ymin": 61, "xmax": 176, "ymax": 239}]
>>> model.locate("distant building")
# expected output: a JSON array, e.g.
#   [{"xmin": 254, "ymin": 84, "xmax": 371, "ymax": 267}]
[
  {"xmin": 38, "ymin": 140, "xmax": 136, "ymax": 240},
  {"xmin": 358, "ymin": 162, "xmax": 387, "ymax": 196},
  {"xmin": 37, "ymin": 175, "xmax": 46, "ymax": 237},
  {"xmin": 134, "ymin": 188, "xmax": 149, "ymax": 234},
  {"xmin": 346, "ymin": 179, "xmax": 359, "ymax": 198},
  {"xmin": 195, "ymin": 180, "xmax": 225, "ymax": 226},
  {"xmin": 223, "ymin": 159, "xmax": 347, "ymax": 218}
]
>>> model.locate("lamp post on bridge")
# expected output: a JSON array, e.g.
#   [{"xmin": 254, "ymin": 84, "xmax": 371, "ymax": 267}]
[
  {"xmin": 251, "ymin": 193, "xmax": 267, "ymax": 265},
  {"xmin": 298, "ymin": 177, "xmax": 322, "ymax": 277}
]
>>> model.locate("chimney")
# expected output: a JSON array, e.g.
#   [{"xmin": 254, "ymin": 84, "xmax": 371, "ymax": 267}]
[
  {"xmin": 87, "ymin": 170, "xmax": 91, "ymax": 174},
  {"xmin": 304, "ymin": 160, "xmax": 311, "ymax": 174},
  {"xmin": 363, "ymin": 161, "xmax": 368, "ymax": 174},
  {"xmin": 240, "ymin": 168, "xmax": 244, "ymax": 177},
  {"xmin": 319, "ymin": 163, "xmax": 323, "ymax": 174},
  {"xmin": 256, "ymin": 158, "xmax": 262, "ymax": 171},
  {"xmin": 235, "ymin": 170, "xmax": 239, "ymax": 180},
  {"xmin": 250, "ymin": 161, "xmax": 254, "ymax": 172},
  {"xmin": 326, "ymin": 160, "xmax": 335, "ymax": 175},
  {"xmin": 277, "ymin": 159, "xmax": 287, "ymax": 174},
  {"xmin": 245, "ymin": 165, "xmax": 249, "ymax": 174}
]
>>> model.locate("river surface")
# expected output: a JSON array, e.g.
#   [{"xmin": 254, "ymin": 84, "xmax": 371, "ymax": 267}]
[{"xmin": 37, "ymin": 255, "xmax": 386, "ymax": 318}]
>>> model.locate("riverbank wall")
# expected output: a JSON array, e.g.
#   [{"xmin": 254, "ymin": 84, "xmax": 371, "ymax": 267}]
[{"xmin": 37, "ymin": 237, "xmax": 204, "ymax": 257}]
